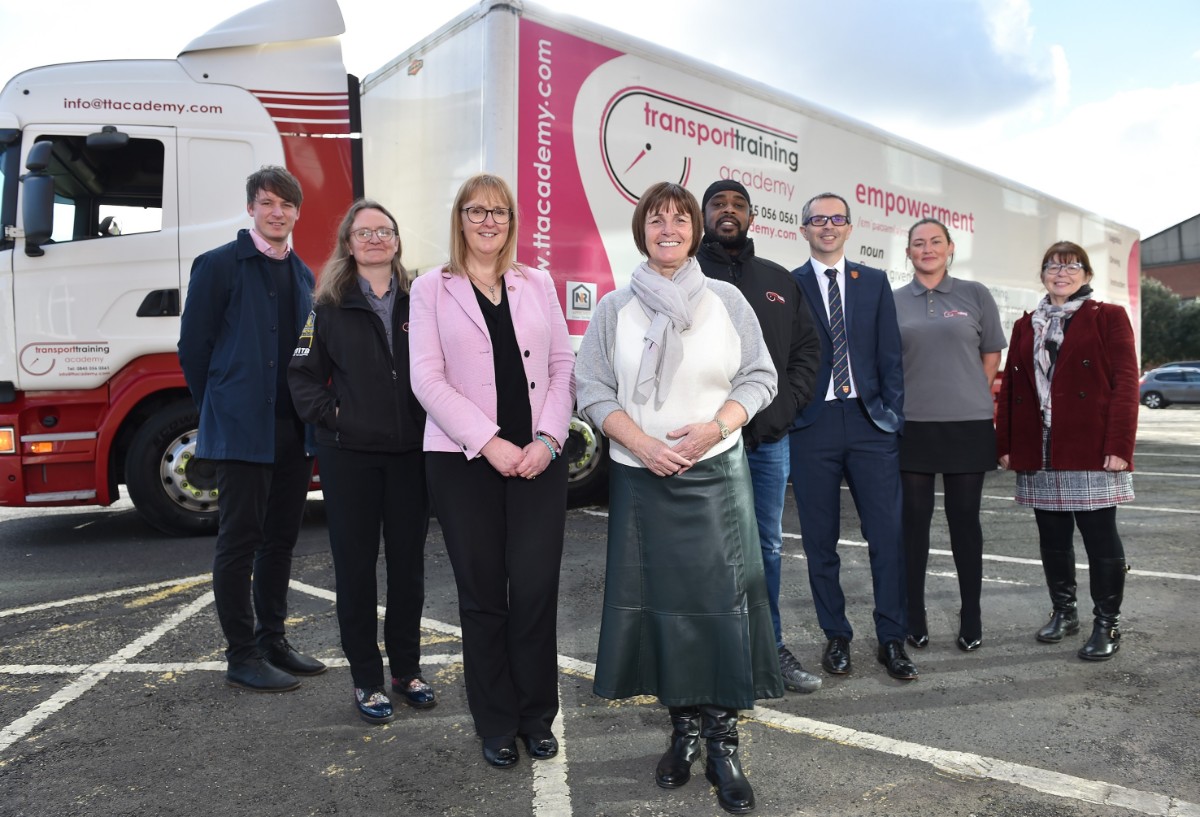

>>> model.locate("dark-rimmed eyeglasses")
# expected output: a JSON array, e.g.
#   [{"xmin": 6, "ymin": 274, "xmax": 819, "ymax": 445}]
[
  {"xmin": 351, "ymin": 228, "xmax": 397, "ymax": 242},
  {"xmin": 803, "ymin": 215, "xmax": 850, "ymax": 227},
  {"xmin": 461, "ymin": 206, "xmax": 512, "ymax": 224},
  {"xmin": 1044, "ymin": 263, "xmax": 1085, "ymax": 274}
]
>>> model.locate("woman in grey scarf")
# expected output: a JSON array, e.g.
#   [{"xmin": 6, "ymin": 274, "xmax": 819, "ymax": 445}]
[
  {"xmin": 996, "ymin": 241, "xmax": 1138, "ymax": 662},
  {"xmin": 575, "ymin": 182, "xmax": 779, "ymax": 814}
]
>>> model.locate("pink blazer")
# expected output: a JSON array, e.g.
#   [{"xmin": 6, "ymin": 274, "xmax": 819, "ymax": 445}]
[{"xmin": 409, "ymin": 264, "xmax": 576, "ymax": 458}]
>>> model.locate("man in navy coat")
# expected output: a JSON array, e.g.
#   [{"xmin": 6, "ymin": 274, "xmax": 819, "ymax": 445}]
[
  {"xmin": 789, "ymin": 192, "xmax": 917, "ymax": 681},
  {"xmin": 179, "ymin": 166, "xmax": 326, "ymax": 692}
]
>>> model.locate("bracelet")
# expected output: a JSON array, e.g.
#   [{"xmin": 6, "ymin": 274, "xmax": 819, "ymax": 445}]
[
  {"xmin": 537, "ymin": 431, "xmax": 560, "ymax": 450},
  {"xmin": 536, "ymin": 434, "xmax": 558, "ymax": 460}
]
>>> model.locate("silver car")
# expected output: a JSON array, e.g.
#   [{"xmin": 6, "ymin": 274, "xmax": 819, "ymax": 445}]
[{"xmin": 1140, "ymin": 366, "xmax": 1200, "ymax": 409}]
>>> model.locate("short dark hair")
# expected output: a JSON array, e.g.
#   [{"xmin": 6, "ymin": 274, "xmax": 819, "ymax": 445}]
[
  {"xmin": 631, "ymin": 182, "xmax": 703, "ymax": 258},
  {"xmin": 1040, "ymin": 240, "xmax": 1094, "ymax": 283},
  {"xmin": 801, "ymin": 192, "xmax": 851, "ymax": 224},
  {"xmin": 246, "ymin": 165, "xmax": 303, "ymax": 208}
]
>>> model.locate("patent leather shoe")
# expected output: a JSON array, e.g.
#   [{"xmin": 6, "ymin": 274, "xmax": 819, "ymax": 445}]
[
  {"xmin": 956, "ymin": 634, "xmax": 982, "ymax": 652},
  {"xmin": 905, "ymin": 633, "xmax": 929, "ymax": 649},
  {"xmin": 821, "ymin": 637, "xmax": 852, "ymax": 675},
  {"xmin": 262, "ymin": 639, "xmax": 327, "ymax": 676},
  {"xmin": 482, "ymin": 737, "xmax": 519, "ymax": 768},
  {"xmin": 520, "ymin": 733, "xmax": 559, "ymax": 759},
  {"xmin": 225, "ymin": 657, "xmax": 300, "ymax": 692},
  {"xmin": 877, "ymin": 640, "xmax": 919, "ymax": 680},
  {"xmin": 354, "ymin": 686, "xmax": 394, "ymax": 724},
  {"xmin": 391, "ymin": 676, "xmax": 437, "ymax": 709}
]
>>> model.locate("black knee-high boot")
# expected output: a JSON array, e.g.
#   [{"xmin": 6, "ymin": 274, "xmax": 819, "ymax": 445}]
[
  {"xmin": 701, "ymin": 705, "xmax": 755, "ymax": 814},
  {"xmin": 656, "ymin": 707, "xmax": 701, "ymax": 789},
  {"xmin": 1036, "ymin": 547, "xmax": 1080, "ymax": 643},
  {"xmin": 1078, "ymin": 558, "xmax": 1127, "ymax": 661}
]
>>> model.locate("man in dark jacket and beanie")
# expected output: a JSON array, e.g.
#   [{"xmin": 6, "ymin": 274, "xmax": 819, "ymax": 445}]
[
  {"xmin": 697, "ymin": 179, "xmax": 823, "ymax": 693},
  {"xmin": 178, "ymin": 166, "xmax": 326, "ymax": 692}
]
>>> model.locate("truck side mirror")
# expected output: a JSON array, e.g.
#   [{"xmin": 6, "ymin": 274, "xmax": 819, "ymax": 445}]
[{"xmin": 20, "ymin": 141, "xmax": 54, "ymax": 256}]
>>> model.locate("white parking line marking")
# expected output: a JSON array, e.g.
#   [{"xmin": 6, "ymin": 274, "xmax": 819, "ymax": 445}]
[
  {"xmin": 0, "ymin": 591, "xmax": 214, "ymax": 755},
  {"xmin": 4, "ymin": 576, "xmax": 1197, "ymax": 815},
  {"xmin": 0, "ymin": 574, "xmax": 212, "ymax": 618},
  {"xmin": 752, "ymin": 707, "xmax": 1200, "ymax": 817}
]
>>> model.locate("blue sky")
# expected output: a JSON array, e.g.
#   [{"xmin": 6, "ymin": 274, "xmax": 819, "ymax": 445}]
[{"xmin": 2, "ymin": 0, "xmax": 1196, "ymax": 237}]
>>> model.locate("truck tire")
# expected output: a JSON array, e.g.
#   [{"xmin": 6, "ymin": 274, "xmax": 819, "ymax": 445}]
[
  {"xmin": 565, "ymin": 413, "xmax": 608, "ymax": 506},
  {"xmin": 124, "ymin": 401, "xmax": 219, "ymax": 536}
]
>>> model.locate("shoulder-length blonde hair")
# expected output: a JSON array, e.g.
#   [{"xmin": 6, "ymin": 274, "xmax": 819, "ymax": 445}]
[
  {"xmin": 314, "ymin": 199, "xmax": 408, "ymax": 306},
  {"xmin": 446, "ymin": 173, "xmax": 520, "ymax": 277}
]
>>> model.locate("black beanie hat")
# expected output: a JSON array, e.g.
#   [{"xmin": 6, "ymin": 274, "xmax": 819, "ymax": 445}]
[{"xmin": 701, "ymin": 179, "xmax": 751, "ymax": 210}]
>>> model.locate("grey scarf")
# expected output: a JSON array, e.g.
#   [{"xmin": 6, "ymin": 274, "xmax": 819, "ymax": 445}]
[
  {"xmin": 1030, "ymin": 290, "xmax": 1090, "ymax": 427},
  {"xmin": 629, "ymin": 257, "xmax": 706, "ymax": 408}
]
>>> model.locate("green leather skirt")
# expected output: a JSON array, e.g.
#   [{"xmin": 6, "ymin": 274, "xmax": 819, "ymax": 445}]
[{"xmin": 593, "ymin": 442, "xmax": 783, "ymax": 708}]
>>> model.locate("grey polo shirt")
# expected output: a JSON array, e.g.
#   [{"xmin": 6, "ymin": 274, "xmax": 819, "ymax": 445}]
[
  {"xmin": 893, "ymin": 275, "xmax": 1006, "ymax": 422},
  {"xmin": 359, "ymin": 274, "xmax": 398, "ymax": 355}
]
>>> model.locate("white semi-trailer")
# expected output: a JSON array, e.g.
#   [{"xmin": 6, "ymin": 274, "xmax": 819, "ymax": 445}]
[{"xmin": 0, "ymin": 0, "xmax": 1140, "ymax": 533}]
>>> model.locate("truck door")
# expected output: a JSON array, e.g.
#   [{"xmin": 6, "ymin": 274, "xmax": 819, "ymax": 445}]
[{"xmin": 13, "ymin": 125, "xmax": 178, "ymax": 392}]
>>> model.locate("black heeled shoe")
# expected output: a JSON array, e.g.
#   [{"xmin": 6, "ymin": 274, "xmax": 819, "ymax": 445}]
[
  {"xmin": 906, "ymin": 633, "xmax": 929, "ymax": 649},
  {"xmin": 956, "ymin": 634, "xmax": 982, "ymax": 652},
  {"xmin": 520, "ymin": 733, "xmax": 559, "ymax": 759},
  {"xmin": 482, "ymin": 737, "xmax": 518, "ymax": 768}
]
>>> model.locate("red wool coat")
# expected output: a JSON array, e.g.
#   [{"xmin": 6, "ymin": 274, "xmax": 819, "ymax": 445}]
[{"xmin": 996, "ymin": 300, "xmax": 1138, "ymax": 472}]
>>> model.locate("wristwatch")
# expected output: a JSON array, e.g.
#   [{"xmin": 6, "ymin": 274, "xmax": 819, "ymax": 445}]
[{"xmin": 715, "ymin": 418, "xmax": 731, "ymax": 439}]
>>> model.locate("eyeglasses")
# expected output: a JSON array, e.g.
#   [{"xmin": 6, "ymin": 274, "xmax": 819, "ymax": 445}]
[
  {"xmin": 803, "ymin": 215, "xmax": 850, "ymax": 227},
  {"xmin": 461, "ymin": 206, "xmax": 512, "ymax": 224},
  {"xmin": 351, "ymin": 228, "xmax": 397, "ymax": 242},
  {"xmin": 1044, "ymin": 263, "xmax": 1085, "ymax": 274}
]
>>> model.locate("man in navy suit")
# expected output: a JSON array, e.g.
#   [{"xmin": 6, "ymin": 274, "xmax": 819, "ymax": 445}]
[{"xmin": 788, "ymin": 192, "xmax": 917, "ymax": 681}]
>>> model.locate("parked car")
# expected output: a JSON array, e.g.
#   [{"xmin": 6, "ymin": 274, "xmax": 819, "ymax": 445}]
[
  {"xmin": 1154, "ymin": 360, "xmax": 1200, "ymax": 369},
  {"xmin": 1140, "ymin": 367, "xmax": 1200, "ymax": 409}
]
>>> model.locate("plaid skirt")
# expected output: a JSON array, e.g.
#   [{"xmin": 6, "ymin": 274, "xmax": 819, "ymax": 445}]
[{"xmin": 1014, "ymin": 427, "xmax": 1134, "ymax": 511}]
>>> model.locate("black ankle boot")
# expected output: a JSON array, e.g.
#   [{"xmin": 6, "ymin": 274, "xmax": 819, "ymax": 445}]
[
  {"xmin": 1036, "ymin": 547, "xmax": 1080, "ymax": 643},
  {"xmin": 700, "ymin": 705, "xmax": 755, "ymax": 814},
  {"xmin": 1078, "ymin": 558, "xmax": 1127, "ymax": 661},
  {"xmin": 655, "ymin": 707, "xmax": 701, "ymax": 789}
]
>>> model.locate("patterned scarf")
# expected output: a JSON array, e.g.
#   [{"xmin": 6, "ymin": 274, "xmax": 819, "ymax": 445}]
[
  {"xmin": 629, "ymin": 257, "xmax": 707, "ymax": 408},
  {"xmin": 1030, "ymin": 286, "xmax": 1091, "ymax": 427}
]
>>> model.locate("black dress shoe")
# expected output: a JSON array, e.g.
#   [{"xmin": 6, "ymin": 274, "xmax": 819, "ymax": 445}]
[
  {"xmin": 822, "ymin": 637, "xmax": 852, "ymax": 675},
  {"xmin": 906, "ymin": 633, "xmax": 929, "ymax": 649},
  {"xmin": 956, "ymin": 634, "xmax": 982, "ymax": 652},
  {"xmin": 520, "ymin": 733, "xmax": 559, "ymax": 759},
  {"xmin": 226, "ymin": 657, "xmax": 300, "ymax": 692},
  {"xmin": 263, "ymin": 639, "xmax": 327, "ymax": 676},
  {"xmin": 877, "ymin": 640, "xmax": 919, "ymax": 680},
  {"xmin": 354, "ymin": 687, "xmax": 394, "ymax": 724},
  {"xmin": 391, "ymin": 676, "xmax": 437, "ymax": 709},
  {"xmin": 482, "ymin": 737, "xmax": 519, "ymax": 768}
]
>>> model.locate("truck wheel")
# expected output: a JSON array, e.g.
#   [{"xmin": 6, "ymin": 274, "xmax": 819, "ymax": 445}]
[
  {"xmin": 565, "ymin": 414, "xmax": 608, "ymax": 506},
  {"xmin": 1141, "ymin": 391, "xmax": 1166, "ymax": 409},
  {"xmin": 124, "ymin": 401, "xmax": 219, "ymax": 536}
]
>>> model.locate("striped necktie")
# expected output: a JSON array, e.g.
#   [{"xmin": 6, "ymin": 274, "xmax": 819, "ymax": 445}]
[{"xmin": 825, "ymin": 269, "xmax": 850, "ymax": 399}]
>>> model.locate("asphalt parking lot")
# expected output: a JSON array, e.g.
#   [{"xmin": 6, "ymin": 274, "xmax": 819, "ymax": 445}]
[{"xmin": 1, "ymin": 406, "xmax": 1198, "ymax": 817}]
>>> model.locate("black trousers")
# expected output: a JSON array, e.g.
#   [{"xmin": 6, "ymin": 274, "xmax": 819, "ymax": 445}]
[
  {"xmin": 901, "ymin": 471, "xmax": 986, "ymax": 637},
  {"xmin": 426, "ymin": 452, "xmax": 568, "ymax": 738},
  {"xmin": 213, "ymin": 418, "xmax": 313, "ymax": 663},
  {"xmin": 317, "ymin": 445, "xmax": 430, "ymax": 689}
]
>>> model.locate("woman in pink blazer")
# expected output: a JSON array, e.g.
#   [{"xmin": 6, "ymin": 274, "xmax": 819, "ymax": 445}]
[{"xmin": 409, "ymin": 173, "xmax": 575, "ymax": 768}]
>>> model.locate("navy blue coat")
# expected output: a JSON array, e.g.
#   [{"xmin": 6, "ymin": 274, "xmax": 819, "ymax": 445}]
[
  {"xmin": 791, "ymin": 260, "xmax": 905, "ymax": 434},
  {"xmin": 178, "ymin": 230, "xmax": 315, "ymax": 462}
]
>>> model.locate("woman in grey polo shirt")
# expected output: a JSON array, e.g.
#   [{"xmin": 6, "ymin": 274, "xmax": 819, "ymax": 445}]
[{"xmin": 894, "ymin": 218, "xmax": 1006, "ymax": 652}]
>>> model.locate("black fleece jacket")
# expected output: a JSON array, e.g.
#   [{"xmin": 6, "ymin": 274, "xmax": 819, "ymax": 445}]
[
  {"xmin": 288, "ymin": 281, "xmax": 426, "ymax": 454},
  {"xmin": 697, "ymin": 238, "xmax": 820, "ymax": 448}
]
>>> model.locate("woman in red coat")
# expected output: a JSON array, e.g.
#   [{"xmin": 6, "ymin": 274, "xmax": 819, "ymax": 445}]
[{"xmin": 996, "ymin": 240, "xmax": 1137, "ymax": 661}]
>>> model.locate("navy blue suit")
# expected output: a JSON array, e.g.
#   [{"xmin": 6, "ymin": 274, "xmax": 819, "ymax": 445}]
[{"xmin": 788, "ymin": 260, "xmax": 907, "ymax": 644}]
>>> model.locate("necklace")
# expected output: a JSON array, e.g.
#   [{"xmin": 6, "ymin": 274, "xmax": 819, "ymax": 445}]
[{"xmin": 466, "ymin": 271, "xmax": 501, "ymax": 303}]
